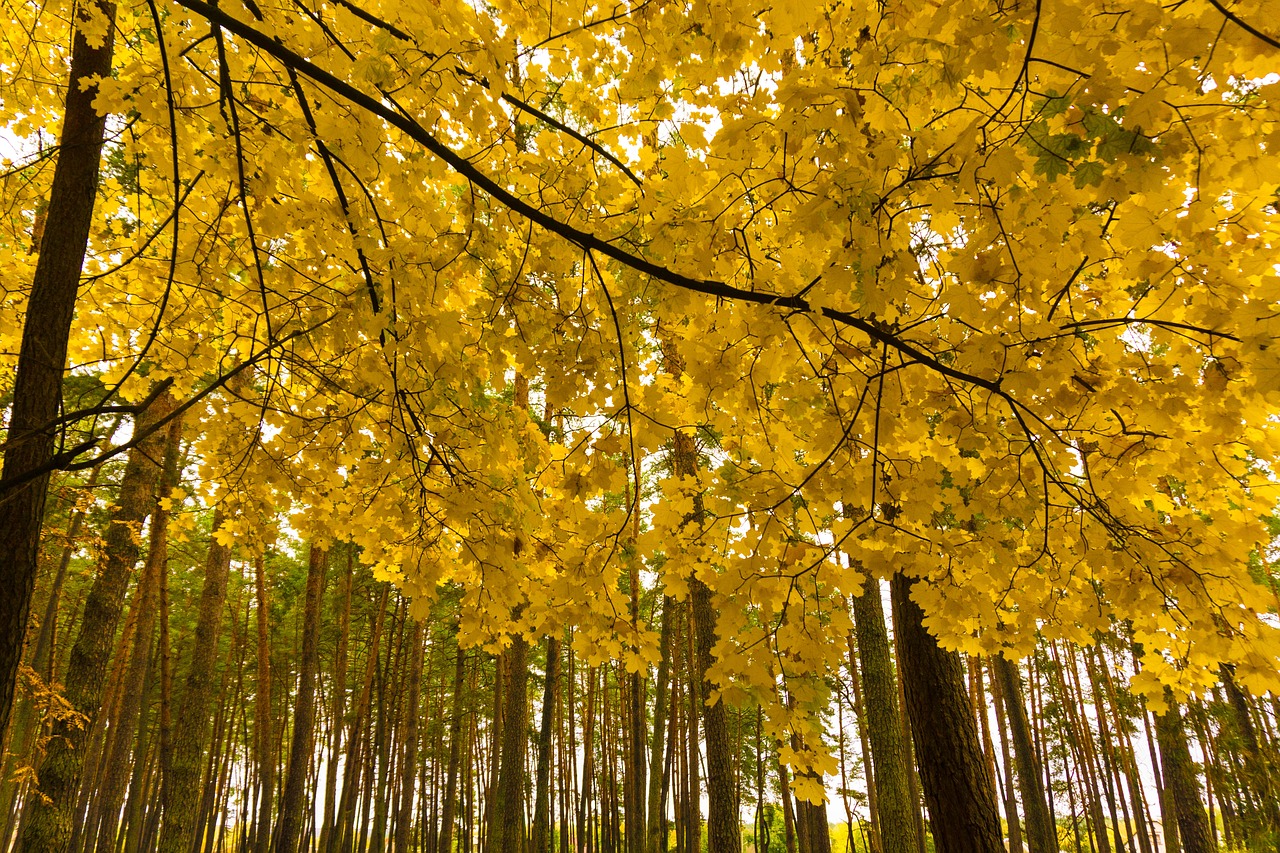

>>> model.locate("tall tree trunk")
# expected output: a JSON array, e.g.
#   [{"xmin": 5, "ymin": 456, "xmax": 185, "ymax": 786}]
[
  {"xmin": 17, "ymin": 392, "xmax": 172, "ymax": 852},
  {"xmin": 0, "ymin": 0, "xmax": 119, "ymax": 738},
  {"xmin": 993, "ymin": 655, "xmax": 1057, "ymax": 853},
  {"xmin": 532, "ymin": 636, "xmax": 561, "ymax": 853},
  {"xmin": 158, "ymin": 503, "xmax": 236, "ymax": 853},
  {"xmin": 493, "ymin": 636, "xmax": 529, "ymax": 853},
  {"xmin": 647, "ymin": 599, "xmax": 673, "ymax": 853},
  {"xmin": 394, "ymin": 617, "xmax": 426, "ymax": 852},
  {"xmin": 890, "ymin": 573, "xmax": 1002, "ymax": 853},
  {"xmin": 691, "ymin": 575, "xmax": 740, "ymax": 853},
  {"xmin": 439, "ymin": 638, "xmax": 467, "ymax": 853},
  {"xmin": 252, "ymin": 555, "xmax": 275, "ymax": 853},
  {"xmin": 851, "ymin": 584, "xmax": 918, "ymax": 853},
  {"xmin": 92, "ymin": 409, "xmax": 183, "ymax": 853},
  {"xmin": 1153, "ymin": 695, "xmax": 1212, "ymax": 853},
  {"xmin": 273, "ymin": 544, "xmax": 327, "ymax": 853}
]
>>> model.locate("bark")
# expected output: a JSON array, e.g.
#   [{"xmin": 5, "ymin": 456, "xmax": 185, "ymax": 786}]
[
  {"xmin": 394, "ymin": 618, "xmax": 426, "ymax": 852},
  {"xmin": 252, "ymin": 556, "xmax": 274, "ymax": 853},
  {"xmin": 890, "ymin": 573, "xmax": 1003, "ymax": 853},
  {"xmin": 1153, "ymin": 696, "xmax": 1213, "ymax": 853},
  {"xmin": 17, "ymin": 392, "xmax": 172, "ymax": 853},
  {"xmin": 272, "ymin": 544, "xmax": 327, "ymax": 853},
  {"xmin": 92, "ymin": 409, "xmax": 183, "ymax": 853},
  {"xmin": 691, "ymin": 575, "xmax": 740, "ymax": 853},
  {"xmin": 532, "ymin": 636, "xmax": 561, "ymax": 853},
  {"xmin": 492, "ymin": 636, "xmax": 529, "ymax": 853},
  {"xmin": 993, "ymin": 655, "xmax": 1057, "ymax": 853},
  {"xmin": 438, "ymin": 638, "xmax": 467, "ymax": 853},
  {"xmin": 158, "ymin": 504, "xmax": 236, "ymax": 853},
  {"xmin": 0, "ymin": 0, "xmax": 119, "ymax": 738},
  {"xmin": 647, "ymin": 599, "xmax": 673, "ymax": 853},
  {"xmin": 851, "ymin": 584, "xmax": 917, "ymax": 853}
]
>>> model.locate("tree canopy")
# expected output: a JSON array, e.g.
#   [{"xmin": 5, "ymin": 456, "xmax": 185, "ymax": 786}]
[{"xmin": 4, "ymin": 0, "xmax": 1280, "ymax": 765}]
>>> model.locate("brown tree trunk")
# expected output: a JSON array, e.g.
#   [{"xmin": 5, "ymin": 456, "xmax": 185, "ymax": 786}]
[
  {"xmin": 273, "ymin": 544, "xmax": 327, "ymax": 853},
  {"xmin": 17, "ymin": 392, "xmax": 172, "ymax": 853},
  {"xmin": 439, "ymin": 637, "xmax": 467, "ymax": 853},
  {"xmin": 533, "ymin": 636, "xmax": 561, "ymax": 853},
  {"xmin": 890, "ymin": 573, "xmax": 1002, "ymax": 853},
  {"xmin": 0, "ymin": 0, "xmax": 119, "ymax": 739},
  {"xmin": 993, "ymin": 654, "xmax": 1057, "ymax": 853},
  {"xmin": 252, "ymin": 555, "xmax": 275, "ymax": 853},
  {"xmin": 852, "ymin": 584, "xmax": 918, "ymax": 853},
  {"xmin": 158, "ymin": 503, "xmax": 237, "ymax": 853},
  {"xmin": 1154, "ymin": 695, "xmax": 1212, "ymax": 853},
  {"xmin": 394, "ymin": 617, "xmax": 426, "ymax": 852},
  {"xmin": 493, "ymin": 635, "xmax": 529, "ymax": 853},
  {"xmin": 92, "ymin": 409, "xmax": 183, "ymax": 853}
]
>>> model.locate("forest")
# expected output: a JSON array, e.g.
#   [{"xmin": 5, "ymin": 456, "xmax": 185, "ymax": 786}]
[{"xmin": 1, "ymin": 0, "xmax": 1279, "ymax": 851}]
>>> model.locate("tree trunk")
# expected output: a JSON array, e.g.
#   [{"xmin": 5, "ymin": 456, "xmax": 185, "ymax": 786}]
[
  {"xmin": 493, "ymin": 635, "xmax": 529, "ymax": 853},
  {"xmin": 993, "ymin": 654, "xmax": 1057, "ymax": 853},
  {"xmin": 92, "ymin": 409, "xmax": 183, "ymax": 853},
  {"xmin": 252, "ymin": 555, "xmax": 275, "ymax": 853},
  {"xmin": 890, "ymin": 573, "xmax": 1002, "ymax": 853},
  {"xmin": 394, "ymin": 617, "xmax": 426, "ymax": 852},
  {"xmin": 0, "ymin": 0, "xmax": 119, "ymax": 738},
  {"xmin": 158, "ymin": 503, "xmax": 237, "ymax": 853},
  {"xmin": 17, "ymin": 392, "xmax": 172, "ymax": 853},
  {"xmin": 1153, "ymin": 695, "xmax": 1212, "ymax": 853},
  {"xmin": 851, "ymin": 584, "xmax": 918, "ymax": 853},
  {"xmin": 273, "ymin": 544, "xmax": 327, "ymax": 853},
  {"xmin": 532, "ymin": 636, "xmax": 561, "ymax": 853},
  {"xmin": 439, "ymin": 637, "xmax": 467, "ymax": 853},
  {"xmin": 647, "ymin": 599, "xmax": 673, "ymax": 853}
]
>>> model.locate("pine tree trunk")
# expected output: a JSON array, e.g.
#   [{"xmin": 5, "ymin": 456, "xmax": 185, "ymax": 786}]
[
  {"xmin": 533, "ymin": 636, "xmax": 561, "ymax": 853},
  {"xmin": 993, "ymin": 655, "xmax": 1057, "ymax": 853},
  {"xmin": 439, "ymin": 638, "xmax": 467, "ymax": 853},
  {"xmin": 0, "ymin": 0, "xmax": 119, "ymax": 739},
  {"xmin": 17, "ymin": 393, "xmax": 172, "ymax": 853},
  {"xmin": 647, "ymin": 600, "xmax": 673, "ymax": 853},
  {"xmin": 92, "ymin": 410, "xmax": 183, "ymax": 853},
  {"xmin": 890, "ymin": 573, "xmax": 1002, "ymax": 853},
  {"xmin": 395, "ymin": 617, "xmax": 426, "ymax": 852},
  {"xmin": 158, "ymin": 503, "xmax": 236, "ymax": 853},
  {"xmin": 273, "ymin": 544, "xmax": 327, "ymax": 853},
  {"xmin": 851, "ymin": 585, "xmax": 917, "ymax": 853},
  {"xmin": 252, "ymin": 555, "xmax": 274, "ymax": 853},
  {"xmin": 1153, "ymin": 696, "xmax": 1212, "ymax": 853}
]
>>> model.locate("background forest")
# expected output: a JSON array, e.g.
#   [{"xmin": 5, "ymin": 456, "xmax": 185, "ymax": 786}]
[{"xmin": 2, "ymin": 0, "xmax": 1280, "ymax": 852}]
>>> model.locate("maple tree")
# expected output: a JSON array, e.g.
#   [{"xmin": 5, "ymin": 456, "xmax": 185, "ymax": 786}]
[{"xmin": 2, "ymin": 0, "xmax": 1280, "ymax": 849}]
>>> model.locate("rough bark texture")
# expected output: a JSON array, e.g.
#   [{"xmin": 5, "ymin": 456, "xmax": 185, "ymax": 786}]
[
  {"xmin": 692, "ymin": 574, "xmax": 741, "ymax": 853},
  {"xmin": 890, "ymin": 573, "xmax": 1003, "ymax": 853},
  {"xmin": 272, "ymin": 544, "xmax": 327, "ymax": 853},
  {"xmin": 0, "ymin": 0, "xmax": 118, "ymax": 741},
  {"xmin": 92, "ymin": 410, "xmax": 183, "ymax": 853},
  {"xmin": 437, "ymin": 638, "xmax": 466, "ymax": 853},
  {"xmin": 994, "ymin": 654, "xmax": 1057, "ymax": 853},
  {"xmin": 532, "ymin": 636, "xmax": 560, "ymax": 853},
  {"xmin": 18, "ymin": 393, "xmax": 172, "ymax": 853},
  {"xmin": 852, "ymin": 584, "xmax": 918, "ymax": 853},
  {"xmin": 1154, "ymin": 696, "xmax": 1213, "ymax": 853},
  {"xmin": 158, "ymin": 505, "xmax": 236, "ymax": 853},
  {"xmin": 493, "ymin": 635, "xmax": 529, "ymax": 853},
  {"xmin": 394, "ymin": 618, "xmax": 426, "ymax": 852},
  {"xmin": 252, "ymin": 556, "xmax": 274, "ymax": 853}
]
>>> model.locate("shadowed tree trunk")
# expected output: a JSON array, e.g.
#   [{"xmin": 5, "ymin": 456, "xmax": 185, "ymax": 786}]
[
  {"xmin": 1154, "ymin": 694, "xmax": 1213, "ymax": 853},
  {"xmin": 994, "ymin": 654, "xmax": 1057, "ymax": 853},
  {"xmin": 852, "ymin": 583, "xmax": 918, "ymax": 853},
  {"xmin": 0, "ymin": 0, "xmax": 119, "ymax": 741},
  {"xmin": 272, "ymin": 544, "xmax": 327, "ymax": 853},
  {"xmin": 891, "ymin": 573, "xmax": 1003, "ymax": 853},
  {"xmin": 18, "ymin": 392, "xmax": 173, "ymax": 853},
  {"xmin": 158, "ymin": 503, "xmax": 236, "ymax": 853},
  {"xmin": 532, "ymin": 636, "xmax": 561, "ymax": 853}
]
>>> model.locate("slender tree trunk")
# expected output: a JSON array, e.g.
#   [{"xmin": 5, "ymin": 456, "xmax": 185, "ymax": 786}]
[
  {"xmin": 493, "ymin": 635, "xmax": 529, "ymax": 853},
  {"xmin": 273, "ymin": 544, "xmax": 327, "ymax": 853},
  {"xmin": 533, "ymin": 637, "xmax": 561, "ymax": 853},
  {"xmin": 890, "ymin": 573, "xmax": 1002, "ymax": 853},
  {"xmin": 1153, "ymin": 695, "xmax": 1212, "ymax": 853},
  {"xmin": 851, "ymin": 584, "xmax": 917, "ymax": 853},
  {"xmin": 253, "ymin": 555, "xmax": 275, "ymax": 853},
  {"xmin": 18, "ymin": 393, "xmax": 172, "ymax": 852},
  {"xmin": 320, "ymin": 547, "xmax": 352, "ymax": 851},
  {"xmin": 0, "ymin": 0, "xmax": 119, "ymax": 739},
  {"xmin": 395, "ymin": 618, "xmax": 426, "ymax": 852},
  {"xmin": 92, "ymin": 409, "xmax": 183, "ymax": 853},
  {"xmin": 439, "ymin": 638, "xmax": 467, "ymax": 853},
  {"xmin": 158, "ymin": 503, "xmax": 237, "ymax": 853},
  {"xmin": 647, "ymin": 600, "xmax": 673, "ymax": 853},
  {"xmin": 994, "ymin": 655, "xmax": 1057, "ymax": 853}
]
